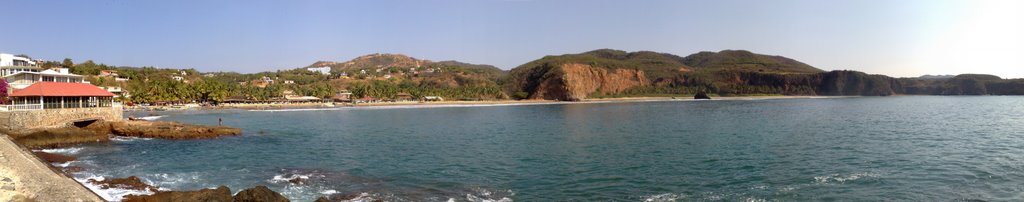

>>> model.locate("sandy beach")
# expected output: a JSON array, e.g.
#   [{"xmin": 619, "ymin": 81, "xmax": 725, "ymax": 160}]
[{"xmin": 192, "ymin": 95, "xmax": 850, "ymax": 111}]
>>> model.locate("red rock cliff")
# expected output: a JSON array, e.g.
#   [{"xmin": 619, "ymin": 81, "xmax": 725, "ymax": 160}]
[{"xmin": 528, "ymin": 63, "xmax": 649, "ymax": 101}]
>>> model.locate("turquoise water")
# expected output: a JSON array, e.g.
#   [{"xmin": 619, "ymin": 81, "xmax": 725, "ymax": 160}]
[{"xmin": 59, "ymin": 96, "xmax": 1024, "ymax": 201}]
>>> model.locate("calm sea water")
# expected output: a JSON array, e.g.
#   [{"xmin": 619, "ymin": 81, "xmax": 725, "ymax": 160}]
[{"xmin": 55, "ymin": 96, "xmax": 1024, "ymax": 201}]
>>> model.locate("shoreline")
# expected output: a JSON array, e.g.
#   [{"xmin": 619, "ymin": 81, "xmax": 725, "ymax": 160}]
[{"xmin": 129, "ymin": 95, "xmax": 853, "ymax": 112}]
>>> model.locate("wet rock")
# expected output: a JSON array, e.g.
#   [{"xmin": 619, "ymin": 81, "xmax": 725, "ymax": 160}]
[
  {"xmin": 5, "ymin": 127, "xmax": 108, "ymax": 149},
  {"xmin": 287, "ymin": 177, "xmax": 305, "ymax": 185},
  {"xmin": 232, "ymin": 186, "xmax": 289, "ymax": 202},
  {"xmin": 62, "ymin": 166, "xmax": 83, "ymax": 173},
  {"xmin": 88, "ymin": 176, "xmax": 159, "ymax": 192},
  {"xmin": 110, "ymin": 121, "xmax": 241, "ymax": 139},
  {"xmin": 694, "ymin": 91, "xmax": 712, "ymax": 99},
  {"xmin": 32, "ymin": 151, "xmax": 77, "ymax": 164},
  {"xmin": 123, "ymin": 186, "xmax": 232, "ymax": 202},
  {"xmin": 315, "ymin": 193, "xmax": 381, "ymax": 202}
]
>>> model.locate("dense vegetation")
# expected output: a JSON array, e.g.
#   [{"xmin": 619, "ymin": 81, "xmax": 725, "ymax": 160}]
[{"xmin": 55, "ymin": 54, "xmax": 508, "ymax": 104}]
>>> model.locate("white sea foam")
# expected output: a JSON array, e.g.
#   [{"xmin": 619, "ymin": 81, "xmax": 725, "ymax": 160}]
[
  {"xmin": 75, "ymin": 175, "xmax": 155, "ymax": 202},
  {"xmin": 336, "ymin": 192, "xmax": 382, "ymax": 202},
  {"xmin": 136, "ymin": 115, "xmax": 164, "ymax": 121},
  {"xmin": 814, "ymin": 172, "xmax": 880, "ymax": 184},
  {"xmin": 38, "ymin": 147, "xmax": 84, "ymax": 154},
  {"xmin": 145, "ymin": 172, "xmax": 201, "ymax": 188},
  {"xmin": 465, "ymin": 194, "xmax": 514, "ymax": 202},
  {"xmin": 111, "ymin": 136, "xmax": 154, "ymax": 142},
  {"xmin": 52, "ymin": 161, "xmax": 73, "ymax": 168},
  {"xmin": 320, "ymin": 189, "xmax": 339, "ymax": 195},
  {"xmin": 644, "ymin": 193, "xmax": 684, "ymax": 202},
  {"xmin": 269, "ymin": 173, "xmax": 313, "ymax": 183}
]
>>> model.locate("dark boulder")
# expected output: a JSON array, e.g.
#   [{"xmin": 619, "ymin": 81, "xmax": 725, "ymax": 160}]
[
  {"xmin": 694, "ymin": 91, "xmax": 712, "ymax": 99},
  {"xmin": 88, "ymin": 176, "xmax": 159, "ymax": 192},
  {"xmin": 123, "ymin": 186, "xmax": 232, "ymax": 202},
  {"xmin": 232, "ymin": 186, "xmax": 289, "ymax": 202}
]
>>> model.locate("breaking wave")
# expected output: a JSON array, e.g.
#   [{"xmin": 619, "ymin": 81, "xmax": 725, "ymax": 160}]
[
  {"xmin": 38, "ymin": 147, "xmax": 84, "ymax": 154},
  {"xmin": 75, "ymin": 175, "xmax": 155, "ymax": 202},
  {"xmin": 111, "ymin": 136, "xmax": 154, "ymax": 142},
  {"xmin": 814, "ymin": 172, "xmax": 880, "ymax": 184}
]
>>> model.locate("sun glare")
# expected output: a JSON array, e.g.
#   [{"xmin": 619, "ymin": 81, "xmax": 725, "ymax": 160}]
[{"xmin": 918, "ymin": 0, "xmax": 1024, "ymax": 78}]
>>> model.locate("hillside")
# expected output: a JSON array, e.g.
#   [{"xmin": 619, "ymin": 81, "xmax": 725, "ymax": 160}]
[
  {"xmin": 681, "ymin": 50, "xmax": 824, "ymax": 74},
  {"xmin": 507, "ymin": 49, "xmax": 832, "ymax": 100}
]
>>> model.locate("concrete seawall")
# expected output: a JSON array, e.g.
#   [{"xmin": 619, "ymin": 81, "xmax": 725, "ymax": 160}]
[
  {"xmin": 0, "ymin": 107, "xmax": 122, "ymax": 131},
  {"xmin": 0, "ymin": 134, "xmax": 104, "ymax": 201}
]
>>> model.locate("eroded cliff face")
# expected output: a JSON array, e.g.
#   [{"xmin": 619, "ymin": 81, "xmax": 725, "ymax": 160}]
[{"xmin": 528, "ymin": 63, "xmax": 649, "ymax": 101}]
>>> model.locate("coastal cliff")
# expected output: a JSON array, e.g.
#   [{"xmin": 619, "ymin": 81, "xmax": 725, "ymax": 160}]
[
  {"xmin": 509, "ymin": 49, "xmax": 1024, "ymax": 100},
  {"xmin": 526, "ymin": 63, "xmax": 649, "ymax": 101}
]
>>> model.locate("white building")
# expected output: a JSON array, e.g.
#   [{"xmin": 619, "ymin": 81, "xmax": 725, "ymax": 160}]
[
  {"xmin": 307, "ymin": 66, "xmax": 331, "ymax": 75},
  {"xmin": 4, "ymin": 68, "xmax": 84, "ymax": 89},
  {"xmin": 0, "ymin": 53, "xmax": 41, "ymax": 77}
]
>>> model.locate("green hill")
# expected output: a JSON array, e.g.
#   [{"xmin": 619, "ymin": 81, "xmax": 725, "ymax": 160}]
[{"xmin": 681, "ymin": 50, "xmax": 823, "ymax": 74}]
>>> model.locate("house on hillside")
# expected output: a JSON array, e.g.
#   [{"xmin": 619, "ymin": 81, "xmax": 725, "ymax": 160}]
[
  {"xmin": 423, "ymin": 96, "xmax": 444, "ymax": 102},
  {"xmin": 5, "ymin": 68, "xmax": 84, "ymax": 89},
  {"xmin": 0, "ymin": 53, "xmax": 41, "ymax": 77},
  {"xmin": 101, "ymin": 86, "xmax": 129, "ymax": 98},
  {"xmin": 332, "ymin": 91, "xmax": 353, "ymax": 102},
  {"xmin": 395, "ymin": 93, "xmax": 414, "ymax": 101},
  {"xmin": 100, "ymin": 70, "xmax": 118, "ymax": 77},
  {"xmin": 307, "ymin": 66, "xmax": 331, "ymax": 75}
]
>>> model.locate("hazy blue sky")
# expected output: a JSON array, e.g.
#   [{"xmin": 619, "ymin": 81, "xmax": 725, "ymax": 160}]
[{"xmin": 2, "ymin": 0, "xmax": 1022, "ymax": 78}]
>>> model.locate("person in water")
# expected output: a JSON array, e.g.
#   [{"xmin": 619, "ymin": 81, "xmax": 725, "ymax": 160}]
[{"xmin": 219, "ymin": 118, "xmax": 223, "ymax": 126}]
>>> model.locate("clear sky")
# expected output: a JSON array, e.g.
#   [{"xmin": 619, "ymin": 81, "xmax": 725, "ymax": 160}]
[{"xmin": 2, "ymin": 0, "xmax": 1022, "ymax": 78}]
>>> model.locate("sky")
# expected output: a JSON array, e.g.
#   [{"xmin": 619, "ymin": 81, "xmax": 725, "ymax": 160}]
[{"xmin": 2, "ymin": 0, "xmax": 1023, "ymax": 78}]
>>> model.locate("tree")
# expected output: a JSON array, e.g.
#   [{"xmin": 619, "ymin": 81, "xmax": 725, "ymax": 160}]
[{"xmin": 62, "ymin": 58, "xmax": 74, "ymax": 68}]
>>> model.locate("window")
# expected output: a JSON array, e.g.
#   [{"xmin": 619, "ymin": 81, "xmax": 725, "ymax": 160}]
[
  {"xmin": 87, "ymin": 97, "xmax": 99, "ymax": 107},
  {"xmin": 43, "ymin": 76, "xmax": 54, "ymax": 82},
  {"xmin": 44, "ymin": 97, "xmax": 61, "ymax": 109}
]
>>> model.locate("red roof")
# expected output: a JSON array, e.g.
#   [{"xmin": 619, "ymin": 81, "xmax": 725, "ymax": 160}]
[{"xmin": 10, "ymin": 82, "xmax": 115, "ymax": 97}]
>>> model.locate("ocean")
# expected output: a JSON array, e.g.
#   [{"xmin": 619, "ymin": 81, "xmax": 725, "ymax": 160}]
[{"xmin": 49, "ymin": 96, "xmax": 1024, "ymax": 201}]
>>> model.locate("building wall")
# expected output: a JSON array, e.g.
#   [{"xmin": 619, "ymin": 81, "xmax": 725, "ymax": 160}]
[{"xmin": 0, "ymin": 107, "xmax": 123, "ymax": 131}]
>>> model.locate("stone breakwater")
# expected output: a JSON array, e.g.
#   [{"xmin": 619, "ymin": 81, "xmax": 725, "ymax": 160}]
[{"xmin": 0, "ymin": 134, "xmax": 104, "ymax": 201}]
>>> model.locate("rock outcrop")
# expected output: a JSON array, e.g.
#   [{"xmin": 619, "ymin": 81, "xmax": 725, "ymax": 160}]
[
  {"xmin": 4, "ymin": 126, "xmax": 108, "ymax": 149},
  {"xmin": 694, "ymin": 91, "xmax": 711, "ymax": 99},
  {"xmin": 110, "ymin": 121, "xmax": 241, "ymax": 139},
  {"xmin": 526, "ymin": 63, "xmax": 648, "ymax": 101},
  {"xmin": 124, "ymin": 186, "xmax": 233, "ymax": 202},
  {"xmin": 123, "ymin": 185, "xmax": 291, "ymax": 202},
  {"xmin": 88, "ymin": 176, "xmax": 159, "ymax": 192},
  {"xmin": 6, "ymin": 120, "xmax": 240, "ymax": 148},
  {"xmin": 32, "ymin": 151, "xmax": 77, "ymax": 164},
  {"xmin": 233, "ymin": 186, "xmax": 290, "ymax": 202}
]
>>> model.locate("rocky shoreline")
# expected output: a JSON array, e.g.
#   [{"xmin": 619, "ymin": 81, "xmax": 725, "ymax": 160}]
[
  {"xmin": 4, "ymin": 120, "xmax": 241, "ymax": 149},
  {"xmin": 1, "ymin": 119, "xmax": 273, "ymax": 201}
]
